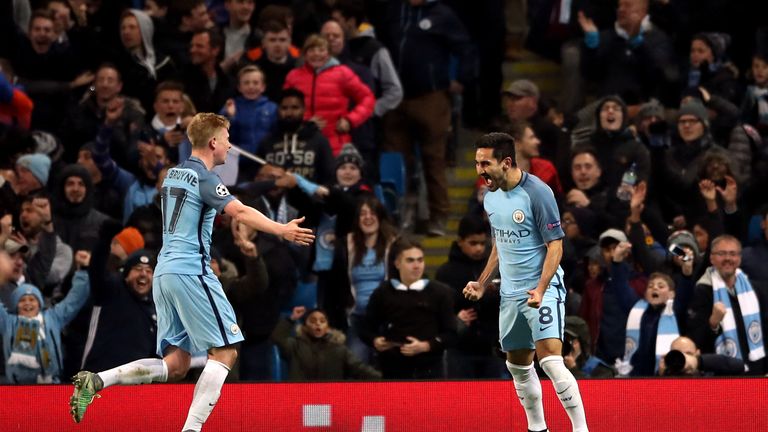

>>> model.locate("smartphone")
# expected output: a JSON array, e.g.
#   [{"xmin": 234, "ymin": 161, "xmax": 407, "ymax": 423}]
[{"xmin": 668, "ymin": 244, "xmax": 692, "ymax": 262}]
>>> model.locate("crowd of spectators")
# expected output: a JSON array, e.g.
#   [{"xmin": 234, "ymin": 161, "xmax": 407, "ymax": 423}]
[{"xmin": 0, "ymin": 0, "xmax": 767, "ymax": 383}]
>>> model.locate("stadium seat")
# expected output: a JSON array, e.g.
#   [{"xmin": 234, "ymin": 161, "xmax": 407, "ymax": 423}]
[{"xmin": 378, "ymin": 152, "xmax": 407, "ymax": 220}]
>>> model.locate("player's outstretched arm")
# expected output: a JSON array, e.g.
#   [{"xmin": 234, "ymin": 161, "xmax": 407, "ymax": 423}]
[
  {"xmin": 224, "ymin": 200, "xmax": 315, "ymax": 246},
  {"xmin": 463, "ymin": 243, "xmax": 498, "ymax": 301}
]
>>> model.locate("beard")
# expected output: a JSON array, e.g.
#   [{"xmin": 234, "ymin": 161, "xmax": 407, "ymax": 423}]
[{"xmin": 278, "ymin": 117, "xmax": 302, "ymax": 132}]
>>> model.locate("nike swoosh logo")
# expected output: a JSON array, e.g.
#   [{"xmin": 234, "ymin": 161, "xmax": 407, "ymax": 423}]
[
  {"xmin": 539, "ymin": 325, "xmax": 552, "ymax": 332},
  {"xmin": 556, "ymin": 385, "xmax": 571, "ymax": 395},
  {"xmin": 487, "ymin": 212, "xmax": 495, "ymax": 217}
]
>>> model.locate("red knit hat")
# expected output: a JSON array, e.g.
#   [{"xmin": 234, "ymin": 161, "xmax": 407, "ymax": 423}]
[{"xmin": 114, "ymin": 227, "xmax": 145, "ymax": 256}]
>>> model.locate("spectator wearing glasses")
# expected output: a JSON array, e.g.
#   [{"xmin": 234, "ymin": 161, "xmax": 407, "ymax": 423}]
[
  {"xmin": 656, "ymin": 100, "xmax": 732, "ymax": 228},
  {"xmin": 687, "ymin": 235, "xmax": 768, "ymax": 375}
]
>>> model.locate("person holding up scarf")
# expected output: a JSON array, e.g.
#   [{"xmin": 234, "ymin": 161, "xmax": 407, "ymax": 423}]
[
  {"xmin": 616, "ymin": 272, "xmax": 689, "ymax": 376},
  {"xmin": 688, "ymin": 235, "xmax": 768, "ymax": 375}
]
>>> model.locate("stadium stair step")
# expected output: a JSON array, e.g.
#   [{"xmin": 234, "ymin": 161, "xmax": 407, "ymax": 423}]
[
  {"xmin": 423, "ymin": 127, "xmax": 480, "ymax": 277},
  {"xmin": 421, "ymin": 50, "xmax": 562, "ymax": 277}
]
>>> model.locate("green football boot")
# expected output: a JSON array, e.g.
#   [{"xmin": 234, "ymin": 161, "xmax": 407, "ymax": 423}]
[{"xmin": 69, "ymin": 371, "xmax": 103, "ymax": 423}]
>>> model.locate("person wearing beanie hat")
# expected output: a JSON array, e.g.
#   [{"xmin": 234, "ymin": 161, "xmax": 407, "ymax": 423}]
[
  {"xmin": 121, "ymin": 249, "xmax": 156, "ymax": 286},
  {"xmin": 14, "ymin": 153, "xmax": 51, "ymax": 195},
  {"xmin": 10, "ymin": 283, "xmax": 44, "ymax": 315},
  {"xmin": 335, "ymin": 143, "xmax": 364, "ymax": 170},
  {"xmin": 688, "ymin": 32, "xmax": 740, "ymax": 104},
  {"xmin": 111, "ymin": 227, "xmax": 145, "ymax": 260},
  {"xmin": 692, "ymin": 33, "xmax": 731, "ymax": 65},
  {"xmin": 659, "ymin": 99, "xmax": 732, "ymax": 225},
  {"xmin": 637, "ymin": 99, "xmax": 665, "ymax": 121},
  {"xmin": 52, "ymin": 164, "xmax": 111, "ymax": 253},
  {"xmin": 667, "ymin": 230, "xmax": 700, "ymax": 259},
  {"xmin": 635, "ymin": 99, "xmax": 670, "ymax": 149},
  {"xmin": 0, "ymin": 253, "xmax": 91, "ymax": 384},
  {"xmin": 677, "ymin": 100, "xmax": 710, "ymax": 129}
]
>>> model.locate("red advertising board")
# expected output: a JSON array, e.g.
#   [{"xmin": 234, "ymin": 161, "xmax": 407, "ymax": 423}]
[{"xmin": 1, "ymin": 379, "xmax": 766, "ymax": 431}]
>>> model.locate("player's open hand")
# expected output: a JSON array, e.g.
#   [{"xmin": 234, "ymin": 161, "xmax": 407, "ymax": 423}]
[
  {"xmin": 463, "ymin": 281, "xmax": 485, "ymax": 301},
  {"xmin": 526, "ymin": 288, "xmax": 544, "ymax": 308},
  {"xmin": 281, "ymin": 217, "xmax": 315, "ymax": 246}
]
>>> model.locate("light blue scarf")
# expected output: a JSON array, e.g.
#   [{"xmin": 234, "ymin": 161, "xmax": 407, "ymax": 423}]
[
  {"xmin": 711, "ymin": 268, "xmax": 765, "ymax": 362},
  {"xmin": 617, "ymin": 299, "xmax": 678, "ymax": 376}
]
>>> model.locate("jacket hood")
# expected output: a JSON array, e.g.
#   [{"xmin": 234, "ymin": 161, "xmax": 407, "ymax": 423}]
[
  {"xmin": 53, "ymin": 164, "xmax": 95, "ymax": 219},
  {"xmin": 304, "ymin": 57, "xmax": 341, "ymax": 74},
  {"xmin": 594, "ymin": 95, "xmax": 630, "ymax": 132},
  {"xmin": 127, "ymin": 9, "xmax": 157, "ymax": 77}
]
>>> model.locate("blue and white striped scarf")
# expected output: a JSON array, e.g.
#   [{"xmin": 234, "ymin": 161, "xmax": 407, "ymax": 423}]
[
  {"xmin": 618, "ymin": 299, "xmax": 678, "ymax": 376},
  {"xmin": 711, "ymin": 268, "xmax": 765, "ymax": 362}
]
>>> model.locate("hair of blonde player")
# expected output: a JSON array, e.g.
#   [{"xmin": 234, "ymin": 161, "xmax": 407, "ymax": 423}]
[{"xmin": 186, "ymin": 113, "xmax": 230, "ymax": 149}]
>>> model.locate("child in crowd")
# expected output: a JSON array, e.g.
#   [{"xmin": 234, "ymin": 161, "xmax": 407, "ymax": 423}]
[
  {"xmin": 0, "ymin": 251, "xmax": 91, "ymax": 383},
  {"xmin": 222, "ymin": 65, "xmax": 278, "ymax": 182},
  {"xmin": 271, "ymin": 306, "xmax": 381, "ymax": 381}
]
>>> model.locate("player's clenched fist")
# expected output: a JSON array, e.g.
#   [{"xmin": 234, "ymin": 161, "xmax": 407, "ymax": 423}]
[{"xmin": 463, "ymin": 281, "xmax": 485, "ymax": 301}]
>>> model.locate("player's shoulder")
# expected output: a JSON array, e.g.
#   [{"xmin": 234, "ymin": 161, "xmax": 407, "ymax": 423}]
[{"xmin": 519, "ymin": 171, "xmax": 554, "ymax": 200}]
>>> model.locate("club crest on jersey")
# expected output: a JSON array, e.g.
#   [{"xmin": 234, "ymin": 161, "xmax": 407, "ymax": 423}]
[
  {"xmin": 215, "ymin": 183, "xmax": 230, "ymax": 197},
  {"xmin": 230, "ymin": 323, "xmax": 240, "ymax": 335},
  {"xmin": 512, "ymin": 210, "xmax": 525, "ymax": 224}
]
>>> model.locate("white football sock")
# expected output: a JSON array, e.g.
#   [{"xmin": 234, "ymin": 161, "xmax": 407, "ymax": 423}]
[
  {"xmin": 181, "ymin": 360, "xmax": 230, "ymax": 432},
  {"xmin": 97, "ymin": 358, "xmax": 168, "ymax": 388},
  {"xmin": 507, "ymin": 361, "xmax": 547, "ymax": 431},
  {"xmin": 539, "ymin": 355, "xmax": 588, "ymax": 432},
  {"xmin": 190, "ymin": 354, "xmax": 208, "ymax": 369}
]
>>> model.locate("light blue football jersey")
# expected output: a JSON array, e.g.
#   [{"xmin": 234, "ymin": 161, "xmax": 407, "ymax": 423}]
[
  {"xmin": 484, "ymin": 171, "xmax": 565, "ymax": 299},
  {"xmin": 154, "ymin": 157, "xmax": 235, "ymax": 276}
]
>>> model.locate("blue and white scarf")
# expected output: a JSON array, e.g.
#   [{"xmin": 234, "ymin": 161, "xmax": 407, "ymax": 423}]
[
  {"xmin": 312, "ymin": 214, "xmax": 337, "ymax": 272},
  {"xmin": 748, "ymin": 86, "xmax": 768, "ymax": 126},
  {"xmin": 711, "ymin": 268, "xmax": 765, "ymax": 362},
  {"xmin": 617, "ymin": 299, "xmax": 678, "ymax": 376}
]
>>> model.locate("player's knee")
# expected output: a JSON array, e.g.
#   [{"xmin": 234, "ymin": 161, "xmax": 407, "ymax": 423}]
[
  {"xmin": 165, "ymin": 358, "xmax": 191, "ymax": 382},
  {"xmin": 209, "ymin": 346, "xmax": 238, "ymax": 369}
]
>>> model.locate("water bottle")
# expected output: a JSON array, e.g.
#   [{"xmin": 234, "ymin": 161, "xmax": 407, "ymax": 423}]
[{"xmin": 616, "ymin": 162, "xmax": 637, "ymax": 201}]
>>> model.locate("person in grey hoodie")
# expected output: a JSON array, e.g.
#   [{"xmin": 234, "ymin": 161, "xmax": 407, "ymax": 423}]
[{"xmin": 111, "ymin": 9, "xmax": 176, "ymax": 114}]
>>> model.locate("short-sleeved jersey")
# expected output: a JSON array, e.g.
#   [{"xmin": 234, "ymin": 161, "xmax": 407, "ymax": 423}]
[
  {"xmin": 484, "ymin": 171, "xmax": 565, "ymax": 299},
  {"xmin": 154, "ymin": 157, "xmax": 235, "ymax": 276}
]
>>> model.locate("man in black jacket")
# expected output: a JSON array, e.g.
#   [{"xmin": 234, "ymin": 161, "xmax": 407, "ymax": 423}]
[
  {"xmin": 81, "ymin": 222, "xmax": 158, "ymax": 373},
  {"xmin": 181, "ymin": 28, "xmax": 234, "ymax": 114},
  {"xmin": 257, "ymin": 88, "xmax": 334, "ymax": 225},
  {"xmin": 436, "ymin": 213, "xmax": 503, "ymax": 378},
  {"xmin": 363, "ymin": 238, "xmax": 457, "ymax": 379},
  {"xmin": 687, "ymin": 235, "xmax": 767, "ymax": 375},
  {"xmin": 52, "ymin": 164, "xmax": 109, "ymax": 253}
]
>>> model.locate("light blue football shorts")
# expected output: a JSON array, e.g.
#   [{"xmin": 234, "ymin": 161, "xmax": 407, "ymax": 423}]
[
  {"xmin": 499, "ymin": 278, "xmax": 566, "ymax": 351},
  {"xmin": 153, "ymin": 273, "xmax": 244, "ymax": 357}
]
